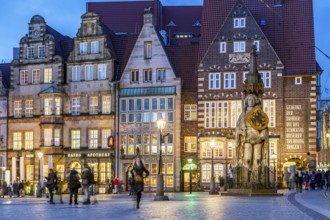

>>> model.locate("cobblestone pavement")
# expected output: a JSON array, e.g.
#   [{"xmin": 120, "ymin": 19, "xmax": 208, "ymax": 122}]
[{"xmin": 0, "ymin": 191, "xmax": 327, "ymax": 220}]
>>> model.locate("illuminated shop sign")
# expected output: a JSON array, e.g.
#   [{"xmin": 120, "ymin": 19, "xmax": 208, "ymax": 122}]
[{"xmin": 66, "ymin": 153, "xmax": 110, "ymax": 158}]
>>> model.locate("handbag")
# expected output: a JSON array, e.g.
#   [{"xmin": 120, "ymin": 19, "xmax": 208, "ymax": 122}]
[{"xmin": 134, "ymin": 175, "xmax": 143, "ymax": 184}]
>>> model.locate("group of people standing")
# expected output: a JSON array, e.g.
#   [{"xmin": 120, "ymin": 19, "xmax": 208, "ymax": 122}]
[
  {"xmin": 45, "ymin": 164, "xmax": 95, "ymax": 205},
  {"xmin": 0, "ymin": 180, "xmax": 25, "ymax": 198},
  {"xmin": 291, "ymin": 168, "xmax": 330, "ymax": 193}
]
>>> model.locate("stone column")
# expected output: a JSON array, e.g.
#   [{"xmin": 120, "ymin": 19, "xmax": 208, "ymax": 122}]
[
  {"xmin": 12, "ymin": 157, "xmax": 16, "ymax": 183},
  {"xmin": 20, "ymin": 156, "xmax": 25, "ymax": 181}
]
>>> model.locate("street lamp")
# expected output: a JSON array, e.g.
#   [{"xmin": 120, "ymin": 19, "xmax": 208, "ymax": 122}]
[
  {"xmin": 271, "ymin": 152, "xmax": 277, "ymax": 189},
  {"xmin": 188, "ymin": 158, "xmax": 192, "ymax": 194},
  {"xmin": 209, "ymin": 140, "xmax": 217, "ymax": 194},
  {"xmin": 154, "ymin": 116, "xmax": 169, "ymax": 201},
  {"xmin": 37, "ymin": 152, "xmax": 43, "ymax": 198}
]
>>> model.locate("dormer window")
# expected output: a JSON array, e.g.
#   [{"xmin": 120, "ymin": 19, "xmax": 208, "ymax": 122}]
[
  {"xmin": 144, "ymin": 42, "xmax": 152, "ymax": 59},
  {"xmin": 234, "ymin": 18, "xmax": 246, "ymax": 28},
  {"xmin": 80, "ymin": 42, "xmax": 88, "ymax": 54},
  {"xmin": 27, "ymin": 47, "xmax": 34, "ymax": 59},
  {"xmin": 38, "ymin": 46, "xmax": 46, "ymax": 58},
  {"xmin": 91, "ymin": 41, "xmax": 99, "ymax": 54}
]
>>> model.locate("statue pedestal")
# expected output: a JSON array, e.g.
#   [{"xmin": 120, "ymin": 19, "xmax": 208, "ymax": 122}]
[{"xmin": 221, "ymin": 188, "xmax": 283, "ymax": 196}]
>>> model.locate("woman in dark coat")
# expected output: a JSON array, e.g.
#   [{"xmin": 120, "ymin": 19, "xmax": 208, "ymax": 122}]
[
  {"xmin": 68, "ymin": 168, "xmax": 81, "ymax": 205},
  {"xmin": 46, "ymin": 169, "xmax": 58, "ymax": 204},
  {"xmin": 131, "ymin": 157, "xmax": 149, "ymax": 209}
]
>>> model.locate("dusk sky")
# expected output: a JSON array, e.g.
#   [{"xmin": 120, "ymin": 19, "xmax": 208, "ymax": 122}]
[{"xmin": 0, "ymin": 0, "xmax": 329, "ymax": 98}]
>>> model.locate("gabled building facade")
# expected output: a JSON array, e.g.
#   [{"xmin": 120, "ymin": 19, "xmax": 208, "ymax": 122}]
[
  {"xmin": 197, "ymin": 0, "xmax": 321, "ymax": 188},
  {"xmin": 64, "ymin": 12, "xmax": 116, "ymax": 192},
  {"xmin": 118, "ymin": 13, "xmax": 181, "ymax": 191},
  {"xmin": 8, "ymin": 15, "xmax": 71, "ymax": 192}
]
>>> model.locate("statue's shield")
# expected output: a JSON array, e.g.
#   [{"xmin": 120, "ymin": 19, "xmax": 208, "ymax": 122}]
[{"xmin": 244, "ymin": 105, "xmax": 269, "ymax": 130}]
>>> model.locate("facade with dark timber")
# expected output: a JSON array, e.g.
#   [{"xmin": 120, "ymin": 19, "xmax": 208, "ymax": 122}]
[{"xmin": 0, "ymin": 0, "xmax": 321, "ymax": 192}]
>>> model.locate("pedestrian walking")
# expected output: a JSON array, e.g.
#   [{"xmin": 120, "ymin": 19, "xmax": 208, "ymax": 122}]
[
  {"xmin": 297, "ymin": 169, "xmax": 304, "ymax": 193},
  {"xmin": 131, "ymin": 157, "xmax": 149, "ymax": 209},
  {"xmin": 68, "ymin": 168, "xmax": 81, "ymax": 205},
  {"xmin": 18, "ymin": 180, "xmax": 24, "ymax": 197},
  {"xmin": 46, "ymin": 168, "xmax": 58, "ymax": 204},
  {"xmin": 310, "ymin": 171, "xmax": 316, "ymax": 190},
  {"xmin": 82, "ymin": 164, "xmax": 94, "ymax": 205},
  {"xmin": 304, "ymin": 171, "xmax": 310, "ymax": 190},
  {"xmin": 325, "ymin": 167, "xmax": 330, "ymax": 190},
  {"xmin": 114, "ymin": 177, "xmax": 119, "ymax": 194},
  {"xmin": 321, "ymin": 170, "xmax": 326, "ymax": 190},
  {"xmin": 128, "ymin": 166, "xmax": 134, "ymax": 196},
  {"xmin": 12, "ymin": 181, "xmax": 18, "ymax": 197}
]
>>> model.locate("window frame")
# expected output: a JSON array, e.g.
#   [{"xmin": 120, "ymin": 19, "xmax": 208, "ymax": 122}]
[
  {"xmin": 80, "ymin": 42, "xmax": 88, "ymax": 54},
  {"xmin": 91, "ymin": 41, "xmax": 99, "ymax": 54},
  {"xmin": 234, "ymin": 18, "xmax": 246, "ymax": 28},
  {"xmin": 20, "ymin": 70, "xmax": 29, "ymax": 85},
  {"xmin": 184, "ymin": 104, "xmax": 197, "ymax": 121},
  {"xmin": 209, "ymin": 73, "xmax": 221, "ymax": 89},
  {"xmin": 144, "ymin": 41, "xmax": 152, "ymax": 59},
  {"xmin": 143, "ymin": 69, "xmax": 152, "ymax": 82},
  {"xmin": 233, "ymin": 41, "xmax": 246, "ymax": 52},
  {"xmin": 72, "ymin": 66, "xmax": 81, "ymax": 81},
  {"xmin": 32, "ymin": 69, "xmax": 40, "ymax": 84},
  {"xmin": 224, "ymin": 72, "xmax": 236, "ymax": 89},
  {"xmin": 44, "ymin": 68, "xmax": 52, "ymax": 83},
  {"xmin": 220, "ymin": 42, "xmax": 227, "ymax": 53},
  {"xmin": 85, "ymin": 65, "xmax": 94, "ymax": 81},
  {"xmin": 27, "ymin": 47, "xmax": 34, "ymax": 59},
  {"xmin": 71, "ymin": 130, "xmax": 81, "ymax": 149},
  {"xmin": 295, "ymin": 77, "xmax": 302, "ymax": 85},
  {"xmin": 38, "ymin": 46, "xmax": 46, "ymax": 58},
  {"xmin": 97, "ymin": 64, "xmax": 106, "ymax": 80}
]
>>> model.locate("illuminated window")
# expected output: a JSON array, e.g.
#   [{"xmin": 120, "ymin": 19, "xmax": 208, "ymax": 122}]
[
  {"xmin": 56, "ymin": 165, "xmax": 65, "ymax": 180},
  {"xmin": 13, "ymin": 132, "xmax": 22, "ymax": 150},
  {"xmin": 102, "ymin": 96, "xmax": 111, "ymax": 114},
  {"xmin": 143, "ymin": 134, "xmax": 150, "ymax": 155},
  {"xmin": 44, "ymin": 98, "xmax": 52, "ymax": 115},
  {"xmin": 151, "ymin": 134, "xmax": 158, "ymax": 155},
  {"xmin": 120, "ymin": 134, "xmax": 127, "ymax": 155},
  {"xmin": 44, "ymin": 68, "xmax": 52, "ymax": 83},
  {"xmin": 55, "ymin": 97, "xmax": 61, "ymax": 115},
  {"xmin": 151, "ymin": 164, "xmax": 157, "ymax": 174},
  {"xmin": 71, "ymin": 130, "xmax": 81, "ymax": 149},
  {"xmin": 25, "ymin": 100, "xmax": 33, "ymax": 117},
  {"xmin": 166, "ymin": 176, "xmax": 173, "ymax": 187},
  {"xmin": 263, "ymin": 99, "xmax": 276, "ymax": 127},
  {"xmin": 102, "ymin": 129, "xmax": 111, "ymax": 148},
  {"xmin": 205, "ymin": 102, "xmax": 228, "ymax": 128},
  {"xmin": 151, "ymin": 176, "xmax": 157, "ymax": 187},
  {"xmin": 44, "ymin": 129, "xmax": 52, "ymax": 146},
  {"xmin": 167, "ymin": 134, "xmax": 173, "ymax": 155},
  {"xmin": 89, "ymin": 96, "xmax": 98, "ymax": 114},
  {"xmin": 14, "ymin": 100, "xmax": 22, "ymax": 117},
  {"xmin": 228, "ymin": 142, "xmax": 233, "ymax": 158},
  {"xmin": 100, "ymin": 162, "xmax": 110, "ymax": 182},
  {"xmin": 89, "ymin": 129, "xmax": 98, "ymax": 149},
  {"xmin": 167, "ymin": 163, "xmax": 173, "ymax": 174},
  {"xmin": 25, "ymin": 131, "xmax": 33, "ymax": 150},
  {"xmin": 230, "ymin": 100, "xmax": 242, "ymax": 128},
  {"xmin": 54, "ymin": 129, "xmax": 60, "ymax": 146},
  {"xmin": 26, "ymin": 165, "xmax": 34, "ymax": 181},
  {"xmin": 184, "ymin": 136, "xmax": 197, "ymax": 152},
  {"xmin": 184, "ymin": 105, "xmax": 197, "ymax": 121},
  {"xmin": 128, "ymin": 135, "xmax": 134, "ymax": 155}
]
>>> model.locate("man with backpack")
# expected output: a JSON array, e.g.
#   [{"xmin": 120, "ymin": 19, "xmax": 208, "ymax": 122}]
[{"xmin": 82, "ymin": 164, "xmax": 94, "ymax": 205}]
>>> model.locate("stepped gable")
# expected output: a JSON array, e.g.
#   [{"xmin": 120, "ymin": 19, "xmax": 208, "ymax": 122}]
[
  {"xmin": 199, "ymin": 0, "xmax": 315, "ymax": 75},
  {"xmin": 166, "ymin": 44, "xmax": 199, "ymax": 92},
  {"xmin": 0, "ymin": 63, "xmax": 10, "ymax": 88}
]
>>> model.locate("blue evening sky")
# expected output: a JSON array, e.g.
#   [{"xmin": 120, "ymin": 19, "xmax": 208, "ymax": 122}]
[{"xmin": 0, "ymin": 0, "xmax": 329, "ymax": 98}]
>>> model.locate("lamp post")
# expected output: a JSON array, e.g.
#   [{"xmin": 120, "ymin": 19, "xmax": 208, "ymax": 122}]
[
  {"xmin": 154, "ymin": 116, "xmax": 169, "ymax": 201},
  {"xmin": 272, "ymin": 152, "xmax": 277, "ymax": 189},
  {"xmin": 188, "ymin": 158, "xmax": 192, "ymax": 194},
  {"xmin": 209, "ymin": 140, "xmax": 216, "ymax": 194},
  {"xmin": 37, "ymin": 152, "xmax": 43, "ymax": 198}
]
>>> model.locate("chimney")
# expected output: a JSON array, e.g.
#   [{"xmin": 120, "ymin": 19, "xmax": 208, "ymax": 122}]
[
  {"xmin": 154, "ymin": 0, "xmax": 160, "ymax": 30},
  {"xmin": 143, "ymin": 9, "xmax": 155, "ymax": 25}
]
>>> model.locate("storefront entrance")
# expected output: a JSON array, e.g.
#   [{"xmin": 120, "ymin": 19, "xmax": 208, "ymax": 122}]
[{"xmin": 182, "ymin": 162, "xmax": 198, "ymax": 192}]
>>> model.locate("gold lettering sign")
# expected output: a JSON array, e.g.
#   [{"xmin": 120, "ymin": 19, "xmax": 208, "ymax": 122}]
[{"xmin": 244, "ymin": 105, "xmax": 269, "ymax": 131}]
